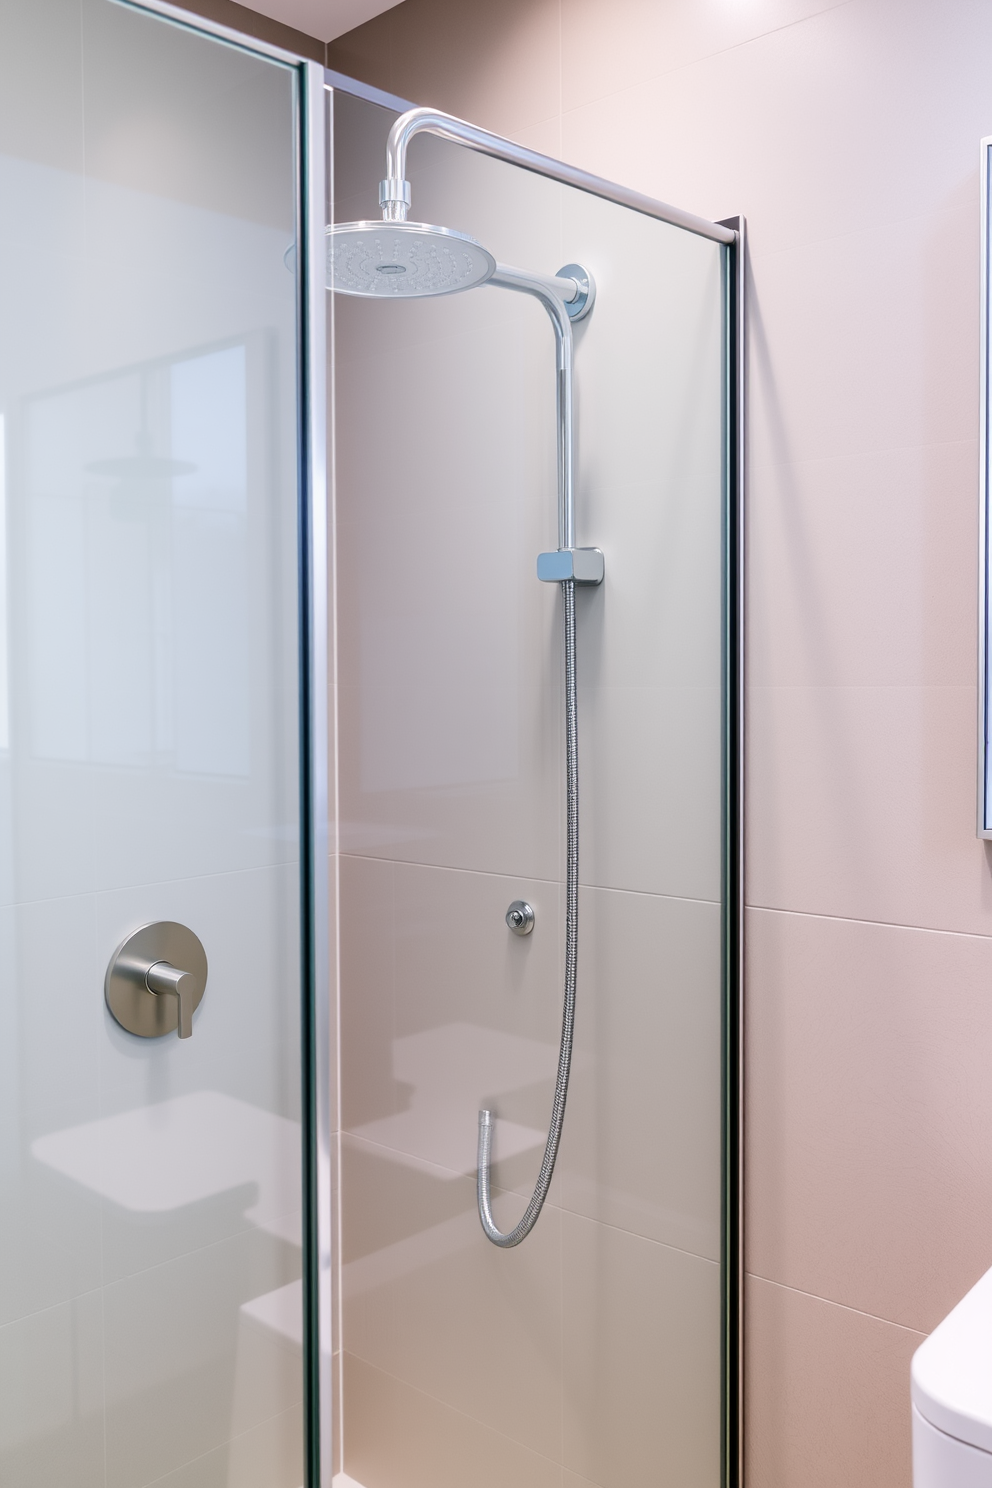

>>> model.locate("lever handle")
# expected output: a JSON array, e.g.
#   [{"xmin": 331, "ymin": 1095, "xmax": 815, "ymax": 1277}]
[
  {"xmin": 145, "ymin": 961, "xmax": 196, "ymax": 1038},
  {"xmin": 105, "ymin": 922, "xmax": 207, "ymax": 1040}
]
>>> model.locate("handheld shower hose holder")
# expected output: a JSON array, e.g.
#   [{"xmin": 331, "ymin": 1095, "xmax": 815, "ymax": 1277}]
[{"xmin": 537, "ymin": 548, "xmax": 605, "ymax": 584}]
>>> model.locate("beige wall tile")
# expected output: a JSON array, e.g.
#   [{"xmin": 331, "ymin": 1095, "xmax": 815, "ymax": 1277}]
[
  {"xmin": 343, "ymin": 1353, "xmax": 562, "ymax": 1488},
  {"xmin": 343, "ymin": 860, "xmax": 567, "ymax": 1197},
  {"xmin": 146, "ymin": 1405, "xmax": 305, "ymax": 1486},
  {"xmin": 747, "ymin": 212, "xmax": 977, "ymax": 469},
  {"xmin": 748, "ymin": 440, "xmax": 976, "ymax": 691},
  {"xmin": 560, "ymin": 0, "xmax": 992, "ymax": 255},
  {"xmin": 340, "ymin": 854, "xmax": 398, "ymax": 1131},
  {"xmin": 0, "ymin": 1291, "xmax": 104, "ymax": 1486},
  {"xmin": 560, "ymin": 0, "xmax": 851, "ymax": 115},
  {"xmin": 562, "ymin": 1211, "xmax": 721, "ymax": 1488},
  {"xmin": 747, "ymin": 682, "xmax": 988, "ymax": 932},
  {"xmin": 747, "ymin": 907, "xmax": 992, "ymax": 1333},
  {"xmin": 746, "ymin": 1275, "xmax": 923, "ymax": 1488},
  {"xmin": 559, "ymin": 886, "xmax": 721, "ymax": 1260},
  {"xmin": 103, "ymin": 1229, "xmax": 301, "ymax": 1487},
  {"xmin": 345, "ymin": 1163, "xmax": 562, "ymax": 1457}
]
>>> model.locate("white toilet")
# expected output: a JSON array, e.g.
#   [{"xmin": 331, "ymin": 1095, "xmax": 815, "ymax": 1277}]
[{"xmin": 913, "ymin": 1266, "xmax": 992, "ymax": 1485}]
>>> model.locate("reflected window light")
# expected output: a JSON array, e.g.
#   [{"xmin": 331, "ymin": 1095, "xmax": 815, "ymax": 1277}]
[
  {"xmin": 0, "ymin": 413, "xmax": 7, "ymax": 752},
  {"xmin": 24, "ymin": 346, "xmax": 250, "ymax": 776}
]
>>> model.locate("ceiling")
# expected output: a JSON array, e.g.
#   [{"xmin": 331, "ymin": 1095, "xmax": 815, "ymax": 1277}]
[{"xmin": 244, "ymin": 0, "xmax": 403, "ymax": 43}]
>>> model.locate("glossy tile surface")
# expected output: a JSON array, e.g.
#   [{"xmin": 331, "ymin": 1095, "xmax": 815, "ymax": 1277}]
[
  {"xmin": 344, "ymin": 1139, "xmax": 562, "ymax": 1456},
  {"xmin": 0, "ymin": 1291, "xmax": 105, "ymax": 1488},
  {"xmin": 561, "ymin": 1212, "xmax": 721, "ymax": 1488},
  {"xmin": 560, "ymin": 886, "xmax": 721, "ymax": 1259},
  {"xmin": 746, "ymin": 1275, "xmax": 923, "ymax": 1488},
  {"xmin": 343, "ymin": 1353, "xmax": 562, "ymax": 1488},
  {"xmin": 747, "ymin": 906, "xmax": 992, "ymax": 1333},
  {"xmin": 0, "ymin": 2, "xmax": 306, "ymax": 1482}
]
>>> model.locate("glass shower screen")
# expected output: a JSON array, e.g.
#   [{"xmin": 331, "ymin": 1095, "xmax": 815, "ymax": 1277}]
[
  {"xmin": 328, "ymin": 85, "xmax": 739, "ymax": 1488},
  {"xmin": 0, "ymin": 4, "xmax": 319, "ymax": 1485}
]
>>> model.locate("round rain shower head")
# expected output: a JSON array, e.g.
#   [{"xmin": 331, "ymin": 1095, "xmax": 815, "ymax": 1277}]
[{"xmin": 326, "ymin": 220, "xmax": 496, "ymax": 298}]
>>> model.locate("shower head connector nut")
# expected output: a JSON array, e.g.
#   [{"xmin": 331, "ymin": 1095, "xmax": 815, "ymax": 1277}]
[
  {"xmin": 506, "ymin": 901, "xmax": 535, "ymax": 936},
  {"xmin": 557, "ymin": 262, "xmax": 596, "ymax": 322}
]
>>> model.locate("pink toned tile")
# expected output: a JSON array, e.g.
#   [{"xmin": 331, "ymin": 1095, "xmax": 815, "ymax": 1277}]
[
  {"xmin": 562, "ymin": 1212, "xmax": 721, "ymax": 1487},
  {"xmin": 748, "ymin": 441, "xmax": 976, "ymax": 691},
  {"xmin": 345, "ymin": 1148, "xmax": 562, "ymax": 1458},
  {"xmin": 508, "ymin": 115, "xmax": 563, "ymax": 161},
  {"xmin": 561, "ymin": 0, "xmax": 992, "ymax": 256},
  {"xmin": 747, "ymin": 908, "xmax": 992, "ymax": 1332},
  {"xmin": 746, "ymin": 1274, "xmax": 923, "ymax": 1488},
  {"xmin": 746, "ymin": 683, "xmax": 992, "ymax": 934},
  {"xmin": 747, "ymin": 208, "xmax": 977, "ymax": 464},
  {"xmin": 344, "ymin": 1353, "xmax": 562, "ymax": 1488},
  {"xmin": 560, "ymin": 0, "xmax": 851, "ymax": 115},
  {"xmin": 351, "ymin": 861, "xmax": 566, "ymax": 1200},
  {"xmin": 340, "ymin": 854, "xmax": 398, "ymax": 1132},
  {"xmin": 558, "ymin": 886, "xmax": 722, "ymax": 1260},
  {"xmin": 333, "ymin": 270, "xmax": 565, "ymax": 883}
]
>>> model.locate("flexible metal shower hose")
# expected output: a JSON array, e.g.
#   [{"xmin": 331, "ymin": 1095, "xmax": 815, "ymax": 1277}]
[{"xmin": 477, "ymin": 577, "xmax": 578, "ymax": 1247}]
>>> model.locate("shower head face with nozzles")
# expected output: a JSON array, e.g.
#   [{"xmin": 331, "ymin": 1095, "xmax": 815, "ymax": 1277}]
[{"xmin": 326, "ymin": 220, "xmax": 496, "ymax": 299}]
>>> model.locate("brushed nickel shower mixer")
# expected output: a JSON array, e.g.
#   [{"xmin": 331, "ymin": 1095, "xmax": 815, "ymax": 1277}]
[{"xmin": 105, "ymin": 922, "xmax": 207, "ymax": 1040}]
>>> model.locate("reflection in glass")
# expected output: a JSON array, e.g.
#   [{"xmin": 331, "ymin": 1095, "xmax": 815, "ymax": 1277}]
[
  {"xmin": 0, "ymin": 414, "xmax": 7, "ymax": 753},
  {"xmin": 25, "ymin": 345, "xmax": 250, "ymax": 776}
]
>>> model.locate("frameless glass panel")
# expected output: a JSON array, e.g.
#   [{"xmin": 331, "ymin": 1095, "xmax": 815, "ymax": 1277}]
[
  {"xmin": 0, "ymin": 3, "xmax": 306, "ymax": 1483},
  {"xmin": 331, "ymin": 89, "xmax": 726, "ymax": 1488}
]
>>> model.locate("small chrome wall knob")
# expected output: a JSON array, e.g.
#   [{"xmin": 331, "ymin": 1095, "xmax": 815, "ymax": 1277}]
[
  {"xmin": 105, "ymin": 922, "xmax": 207, "ymax": 1039},
  {"xmin": 505, "ymin": 900, "xmax": 535, "ymax": 936}
]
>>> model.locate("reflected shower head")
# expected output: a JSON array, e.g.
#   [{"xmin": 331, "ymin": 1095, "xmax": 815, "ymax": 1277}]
[{"xmin": 326, "ymin": 220, "xmax": 496, "ymax": 298}]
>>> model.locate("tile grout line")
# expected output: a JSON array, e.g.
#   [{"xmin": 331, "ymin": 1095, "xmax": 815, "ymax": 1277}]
[
  {"xmin": 746, "ymin": 900, "xmax": 992, "ymax": 943},
  {"xmin": 338, "ymin": 850, "xmax": 720, "ymax": 908},
  {"xmin": 746, "ymin": 1269, "xmax": 930, "ymax": 1338}
]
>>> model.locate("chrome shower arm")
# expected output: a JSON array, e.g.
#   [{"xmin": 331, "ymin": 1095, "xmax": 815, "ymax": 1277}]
[
  {"xmin": 381, "ymin": 107, "xmax": 591, "ymax": 252},
  {"xmin": 488, "ymin": 263, "xmax": 574, "ymax": 551}
]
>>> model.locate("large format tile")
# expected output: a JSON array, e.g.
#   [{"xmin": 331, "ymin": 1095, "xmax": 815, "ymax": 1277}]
[
  {"xmin": 342, "ymin": 860, "xmax": 567, "ymax": 1193},
  {"xmin": 342, "ymin": 1134, "xmax": 562, "ymax": 1457},
  {"xmin": 334, "ymin": 281, "xmax": 564, "ymax": 881},
  {"xmin": 103, "ymin": 1228, "xmax": 301, "ymax": 1488},
  {"xmin": 562, "ymin": 1212, "xmax": 721, "ymax": 1488},
  {"xmin": 747, "ymin": 907, "xmax": 992, "ymax": 1333},
  {"xmin": 561, "ymin": 0, "xmax": 992, "ymax": 257},
  {"xmin": 340, "ymin": 854, "xmax": 398, "ymax": 1132},
  {"xmin": 748, "ymin": 439, "xmax": 976, "ymax": 691},
  {"xmin": 746, "ymin": 1274, "xmax": 923, "ymax": 1488},
  {"xmin": 343, "ymin": 1353, "xmax": 562, "ymax": 1488},
  {"xmin": 146, "ymin": 1405, "xmax": 303, "ymax": 1488},
  {"xmin": 561, "ymin": 0, "xmax": 851, "ymax": 114},
  {"xmin": 0, "ymin": 897, "xmax": 103, "ymax": 1327},
  {"xmin": 747, "ymin": 207, "xmax": 976, "ymax": 469},
  {"xmin": 0, "ymin": 1289, "xmax": 105, "ymax": 1487},
  {"xmin": 558, "ymin": 886, "xmax": 722, "ymax": 1259},
  {"xmin": 747, "ymin": 682, "xmax": 990, "ymax": 933},
  {"xmin": 579, "ymin": 682, "xmax": 721, "ymax": 900}
]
